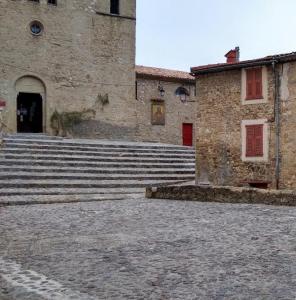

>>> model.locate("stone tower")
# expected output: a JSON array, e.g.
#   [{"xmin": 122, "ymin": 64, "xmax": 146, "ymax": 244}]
[{"xmin": 0, "ymin": 0, "xmax": 137, "ymax": 139}]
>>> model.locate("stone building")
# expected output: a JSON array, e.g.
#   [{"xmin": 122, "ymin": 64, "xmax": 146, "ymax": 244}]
[
  {"xmin": 191, "ymin": 48, "xmax": 296, "ymax": 189},
  {"xmin": 0, "ymin": 0, "xmax": 137, "ymax": 139},
  {"xmin": 135, "ymin": 66, "xmax": 196, "ymax": 146},
  {"xmin": 0, "ymin": 0, "xmax": 196, "ymax": 146}
]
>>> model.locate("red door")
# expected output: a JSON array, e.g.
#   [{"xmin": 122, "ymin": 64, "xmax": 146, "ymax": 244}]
[{"xmin": 182, "ymin": 123, "xmax": 193, "ymax": 146}]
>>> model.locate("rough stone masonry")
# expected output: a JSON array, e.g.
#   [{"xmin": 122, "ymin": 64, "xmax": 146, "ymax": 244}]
[
  {"xmin": 0, "ymin": 0, "xmax": 137, "ymax": 139},
  {"xmin": 0, "ymin": 0, "xmax": 197, "ymax": 145},
  {"xmin": 191, "ymin": 49, "xmax": 296, "ymax": 190}
]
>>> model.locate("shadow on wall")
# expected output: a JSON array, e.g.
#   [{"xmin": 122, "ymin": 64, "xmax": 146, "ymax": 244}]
[
  {"xmin": 49, "ymin": 93, "xmax": 137, "ymax": 140},
  {"xmin": 50, "ymin": 110, "xmax": 136, "ymax": 141}
]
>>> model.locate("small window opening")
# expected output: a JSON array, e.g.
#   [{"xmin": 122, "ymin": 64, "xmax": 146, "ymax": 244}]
[
  {"xmin": 48, "ymin": 0, "xmax": 57, "ymax": 5},
  {"xmin": 175, "ymin": 87, "xmax": 190, "ymax": 103},
  {"xmin": 175, "ymin": 87, "xmax": 190, "ymax": 97},
  {"xmin": 248, "ymin": 182, "xmax": 269, "ymax": 189},
  {"xmin": 30, "ymin": 21, "xmax": 43, "ymax": 36},
  {"xmin": 110, "ymin": 0, "xmax": 120, "ymax": 15},
  {"xmin": 29, "ymin": 0, "xmax": 40, "ymax": 2}
]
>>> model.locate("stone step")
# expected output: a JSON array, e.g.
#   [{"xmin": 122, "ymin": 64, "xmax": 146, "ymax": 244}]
[
  {"xmin": 0, "ymin": 172, "xmax": 195, "ymax": 181},
  {"xmin": 0, "ymin": 193, "xmax": 144, "ymax": 206},
  {"xmin": 4, "ymin": 134, "xmax": 63, "ymax": 140},
  {"xmin": 0, "ymin": 187, "xmax": 145, "ymax": 196},
  {"xmin": 2, "ymin": 148, "xmax": 195, "ymax": 159},
  {"xmin": 0, "ymin": 159, "xmax": 194, "ymax": 168},
  {"xmin": 3, "ymin": 138, "xmax": 194, "ymax": 151},
  {"xmin": 0, "ymin": 179, "xmax": 189, "ymax": 189},
  {"xmin": 3, "ymin": 142, "xmax": 196, "ymax": 154},
  {"xmin": 0, "ymin": 166, "xmax": 195, "ymax": 174},
  {"xmin": 0, "ymin": 153, "xmax": 194, "ymax": 164}
]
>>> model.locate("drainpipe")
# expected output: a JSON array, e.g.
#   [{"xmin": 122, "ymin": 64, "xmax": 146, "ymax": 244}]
[{"xmin": 272, "ymin": 60, "xmax": 280, "ymax": 189}]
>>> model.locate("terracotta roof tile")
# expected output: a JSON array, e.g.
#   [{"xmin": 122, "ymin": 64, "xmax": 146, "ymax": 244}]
[{"xmin": 136, "ymin": 65, "xmax": 194, "ymax": 82}]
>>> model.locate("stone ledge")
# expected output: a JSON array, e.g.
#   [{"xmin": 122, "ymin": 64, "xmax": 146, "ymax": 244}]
[{"xmin": 146, "ymin": 185, "xmax": 296, "ymax": 206}]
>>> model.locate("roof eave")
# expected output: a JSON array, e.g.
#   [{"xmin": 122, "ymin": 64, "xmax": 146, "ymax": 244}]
[
  {"xmin": 191, "ymin": 54, "xmax": 296, "ymax": 76},
  {"xmin": 136, "ymin": 73, "xmax": 195, "ymax": 84},
  {"xmin": 191, "ymin": 59, "xmax": 274, "ymax": 76}
]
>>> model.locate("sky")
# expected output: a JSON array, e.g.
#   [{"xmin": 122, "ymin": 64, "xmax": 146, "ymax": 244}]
[{"xmin": 136, "ymin": 0, "xmax": 296, "ymax": 71}]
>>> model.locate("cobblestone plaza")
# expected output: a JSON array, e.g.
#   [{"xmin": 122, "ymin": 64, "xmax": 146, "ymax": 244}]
[{"xmin": 1, "ymin": 198, "xmax": 296, "ymax": 299}]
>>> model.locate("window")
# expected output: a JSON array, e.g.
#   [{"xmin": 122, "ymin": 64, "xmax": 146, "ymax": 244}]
[
  {"xmin": 29, "ymin": 0, "xmax": 40, "ymax": 2},
  {"xmin": 30, "ymin": 21, "xmax": 43, "ymax": 36},
  {"xmin": 241, "ymin": 119, "xmax": 268, "ymax": 162},
  {"xmin": 246, "ymin": 68, "xmax": 263, "ymax": 100},
  {"xmin": 246, "ymin": 124, "xmax": 263, "ymax": 157},
  {"xmin": 110, "ymin": 0, "xmax": 120, "ymax": 15},
  {"xmin": 48, "ymin": 0, "xmax": 57, "ymax": 5},
  {"xmin": 175, "ymin": 87, "xmax": 190, "ymax": 103},
  {"xmin": 175, "ymin": 87, "xmax": 190, "ymax": 97}
]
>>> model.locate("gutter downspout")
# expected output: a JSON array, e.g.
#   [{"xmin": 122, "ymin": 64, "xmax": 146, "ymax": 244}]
[{"xmin": 272, "ymin": 60, "xmax": 280, "ymax": 189}]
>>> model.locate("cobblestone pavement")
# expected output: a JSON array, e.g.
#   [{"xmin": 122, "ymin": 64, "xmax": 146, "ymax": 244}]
[{"xmin": 1, "ymin": 199, "xmax": 296, "ymax": 299}]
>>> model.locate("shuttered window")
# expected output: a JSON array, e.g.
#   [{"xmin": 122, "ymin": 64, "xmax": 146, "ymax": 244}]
[
  {"xmin": 246, "ymin": 124, "xmax": 264, "ymax": 157},
  {"xmin": 246, "ymin": 68, "xmax": 263, "ymax": 100}
]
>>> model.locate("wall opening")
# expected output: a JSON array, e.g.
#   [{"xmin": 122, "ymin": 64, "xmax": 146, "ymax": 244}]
[
  {"xmin": 15, "ymin": 76, "xmax": 46, "ymax": 133},
  {"xmin": 248, "ymin": 182, "xmax": 269, "ymax": 189},
  {"xmin": 110, "ymin": 0, "xmax": 120, "ymax": 14},
  {"xmin": 17, "ymin": 93, "xmax": 43, "ymax": 133}
]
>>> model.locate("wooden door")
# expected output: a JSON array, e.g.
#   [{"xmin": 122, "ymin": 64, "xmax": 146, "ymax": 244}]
[{"xmin": 182, "ymin": 123, "xmax": 193, "ymax": 146}]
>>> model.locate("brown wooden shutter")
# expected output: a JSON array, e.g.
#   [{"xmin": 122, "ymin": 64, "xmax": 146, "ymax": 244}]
[
  {"xmin": 246, "ymin": 68, "xmax": 263, "ymax": 100},
  {"xmin": 246, "ymin": 125, "xmax": 255, "ymax": 156},
  {"xmin": 254, "ymin": 125, "xmax": 263, "ymax": 156},
  {"xmin": 246, "ymin": 69, "xmax": 254, "ymax": 99},
  {"xmin": 246, "ymin": 124, "xmax": 264, "ymax": 157},
  {"xmin": 254, "ymin": 68, "xmax": 263, "ymax": 99}
]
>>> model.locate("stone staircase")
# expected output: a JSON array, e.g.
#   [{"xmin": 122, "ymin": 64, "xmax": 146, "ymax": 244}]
[{"xmin": 0, "ymin": 134, "xmax": 195, "ymax": 205}]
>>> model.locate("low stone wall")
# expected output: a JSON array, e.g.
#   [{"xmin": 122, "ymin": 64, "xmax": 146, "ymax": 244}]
[{"xmin": 146, "ymin": 185, "xmax": 296, "ymax": 206}]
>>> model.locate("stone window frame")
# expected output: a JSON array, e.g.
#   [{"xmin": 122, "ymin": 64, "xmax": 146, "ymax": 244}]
[
  {"xmin": 241, "ymin": 66, "xmax": 268, "ymax": 105},
  {"xmin": 241, "ymin": 119, "xmax": 269, "ymax": 162}
]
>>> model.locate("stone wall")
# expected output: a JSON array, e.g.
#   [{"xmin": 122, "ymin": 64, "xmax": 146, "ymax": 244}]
[
  {"xmin": 196, "ymin": 67, "xmax": 277, "ymax": 188},
  {"xmin": 0, "ymin": 0, "xmax": 137, "ymax": 139},
  {"xmin": 135, "ymin": 78, "xmax": 196, "ymax": 145},
  {"xmin": 146, "ymin": 185, "xmax": 296, "ymax": 206}
]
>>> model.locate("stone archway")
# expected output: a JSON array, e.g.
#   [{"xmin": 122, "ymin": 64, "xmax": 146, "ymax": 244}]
[{"xmin": 15, "ymin": 76, "xmax": 46, "ymax": 133}]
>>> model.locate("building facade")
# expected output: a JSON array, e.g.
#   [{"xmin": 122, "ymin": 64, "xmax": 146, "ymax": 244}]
[
  {"xmin": 135, "ymin": 66, "xmax": 196, "ymax": 146},
  {"xmin": 0, "ymin": 0, "xmax": 137, "ymax": 140},
  {"xmin": 0, "ymin": 0, "xmax": 196, "ymax": 146},
  {"xmin": 191, "ymin": 48, "xmax": 296, "ymax": 189}
]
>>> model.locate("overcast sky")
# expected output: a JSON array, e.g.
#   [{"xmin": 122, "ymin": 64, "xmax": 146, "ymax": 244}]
[{"xmin": 136, "ymin": 0, "xmax": 296, "ymax": 71}]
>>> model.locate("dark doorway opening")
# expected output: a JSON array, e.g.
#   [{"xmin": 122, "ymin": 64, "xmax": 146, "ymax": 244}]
[{"xmin": 17, "ymin": 93, "xmax": 43, "ymax": 133}]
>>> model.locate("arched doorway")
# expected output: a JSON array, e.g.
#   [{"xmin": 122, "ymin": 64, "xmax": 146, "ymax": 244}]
[{"xmin": 15, "ymin": 76, "xmax": 46, "ymax": 133}]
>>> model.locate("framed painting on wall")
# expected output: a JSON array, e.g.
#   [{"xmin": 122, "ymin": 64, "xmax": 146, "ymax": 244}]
[{"xmin": 151, "ymin": 100, "xmax": 165, "ymax": 125}]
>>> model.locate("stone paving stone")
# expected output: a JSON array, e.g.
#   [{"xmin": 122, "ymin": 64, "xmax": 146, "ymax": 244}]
[{"xmin": 1, "ymin": 198, "xmax": 296, "ymax": 299}]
